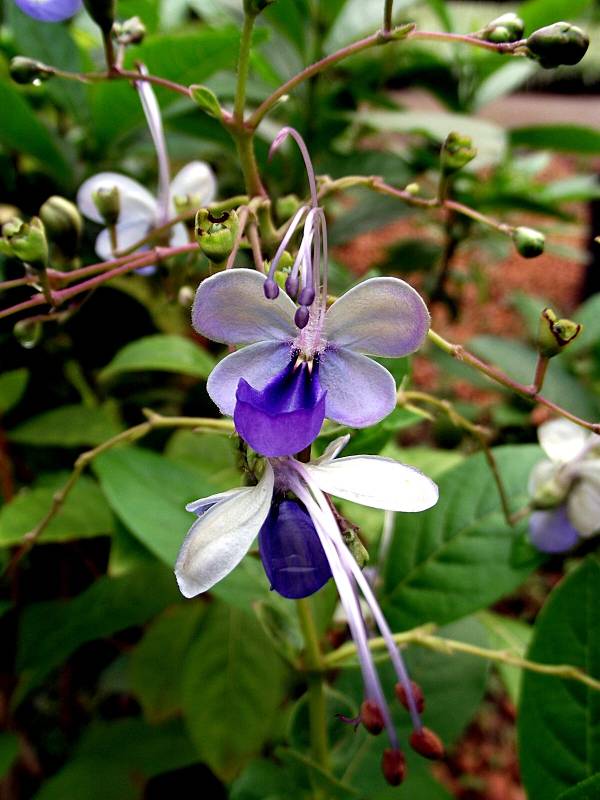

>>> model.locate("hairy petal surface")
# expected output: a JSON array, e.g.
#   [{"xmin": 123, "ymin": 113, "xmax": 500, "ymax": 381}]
[
  {"xmin": 325, "ymin": 277, "xmax": 430, "ymax": 356},
  {"xmin": 175, "ymin": 463, "xmax": 274, "ymax": 597},
  {"xmin": 259, "ymin": 499, "xmax": 332, "ymax": 598},
  {"xmin": 529, "ymin": 507, "xmax": 580, "ymax": 553},
  {"xmin": 538, "ymin": 418, "xmax": 589, "ymax": 463},
  {"xmin": 14, "ymin": 0, "xmax": 81, "ymax": 21},
  {"xmin": 77, "ymin": 172, "xmax": 156, "ymax": 225},
  {"xmin": 234, "ymin": 358, "xmax": 326, "ymax": 457},
  {"xmin": 207, "ymin": 341, "xmax": 292, "ymax": 417},
  {"xmin": 304, "ymin": 456, "xmax": 439, "ymax": 511},
  {"xmin": 319, "ymin": 347, "xmax": 396, "ymax": 427},
  {"xmin": 192, "ymin": 269, "xmax": 296, "ymax": 345}
]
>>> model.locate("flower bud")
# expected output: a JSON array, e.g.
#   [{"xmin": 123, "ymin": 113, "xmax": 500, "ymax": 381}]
[
  {"xmin": 82, "ymin": 0, "xmax": 116, "ymax": 32},
  {"xmin": 342, "ymin": 528, "xmax": 369, "ymax": 569},
  {"xmin": 190, "ymin": 85, "xmax": 223, "ymax": 120},
  {"xmin": 526, "ymin": 22, "xmax": 589, "ymax": 69},
  {"xmin": 10, "ymin": 56, "xmax": 54, "ymax": 85},
  {"xmin": 482, "ymin": 13, "xmax": 524, "ymax": 43},
  {"xmin": 361, "ymin": 700, "xmax": 385, "ymax": 735},
  {"xmin": 395, "ymin": 680, "xmax": 425, "ymax": 713},
  {"xmin": 537, "ymin": 307, "xmax": 581, "ymax": 358},
  {"xmin": 512, "ymin": 226, "xmax": 545, "ymax": 258},
  {"xmin": 381, "ymin": 748, "xmax": 406, "ymax": 786},
  {"xmin": 92, "ymin": 186, "xmax": 120, "ymax": 227},
  {"xmin": 275, "ymin": 194, "xmax": 302, "ymax": 224},
  {"xmin": 441, "ymin": 132, "xmax": 477, "ymax": 175},
  {"xmin": 410, "ymin": 727, "xmax": 445, "ymax": 760},
  {"xmin": 113, "ymin": 16, "xmax": 146, "ymax": 45},
  {"xmin": 195, "ymin": 209, "xmax": 240, "ymax": 263},
  {"xmin": 243, "ymin": 0, "xmax": 277, "ymax": 13},
  {"xmin": 40, "ymin": 196, "xmax": 82, "ymax": 258},
  {"xmin": 2, "ymin": 217, "xmax": 48, "ymax": 269}
]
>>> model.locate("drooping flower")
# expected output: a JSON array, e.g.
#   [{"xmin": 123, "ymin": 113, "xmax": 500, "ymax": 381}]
[
  {"xmin": 77, "ymin": 68, "xmax": 216, "ymax": 263},
  {"xmin": 175, "ymin": 436, "xmax": 442, "ymax": 783},
  {"xmin": 14, "ymin": 0, "xmax": 81, "ymax": 22},
  {"xmin": 528, "ymin": 418, "xmax": 600, "ymax": 553},
  {"xmin": 193, "ymin": 130, "xmax": 429, "ymax": 458}
]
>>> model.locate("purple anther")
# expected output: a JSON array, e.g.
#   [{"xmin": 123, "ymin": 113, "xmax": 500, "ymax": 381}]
[
  {"xmin": 298, "ymin": 286, "xmax": 316, "ymax": 307},
  {"xmin": 285, "ymin": 274, "xmax": 299, "ymax": 298},
  {"xmin": 295, "ymin": 306, "xmax": 310, "ymax": 329},
  {"xmin": 263, "ymin": 277, "xmax": 280, "ymax": 300}
]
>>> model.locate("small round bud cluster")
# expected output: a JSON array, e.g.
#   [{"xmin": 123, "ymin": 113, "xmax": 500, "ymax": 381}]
[
  {"xmin": 195, "ymin": 209, "xmax": 240, "ymax": 264},
  {"xmin": 113, "ymin": 16, "xmax": 146, "ymax": 46},
  {"xmin": 512, "ymin": 226, "xmax": 545, "ymax": 259},
  {"xmin": 441, "ymin": 131, "xmax": 477, "ymax": 175},
  {"xmin": 1, "ymin": 217, "xmax": 48, "ymax": 269},
  {"xmin": 526, "ymin": 22, "xmax": 589, "ymax": 69},
  {"xmin": 275, "ymin": 194, "xmax": 302, "ymax": 224},
  {"xmin": 10, "ymin": 57, "xmax": 54, "ymax": 86},
  {"xmin": 481, "ymin": 13, "xmax": 524, "ymax": 43},
  {"xmin": 537, "ymin": 307, "xmax": 582, "ymax": 359}
]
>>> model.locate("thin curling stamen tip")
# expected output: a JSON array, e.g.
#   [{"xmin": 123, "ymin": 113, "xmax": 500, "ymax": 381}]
[
  {"xmin": 295, "ymin": 306, "xmax": 310, "ymax": 329},
  {"xmin": 360, "ymin": 699, "xmax": 385, "ymax": 735},
  {"xmin": 263, "ymin": 277, "xmax": 280, "ymax": 300},
  {"xmin": 410, "ymin": 727, "xmax": 445, "ymax": 761},
  {"xmin": 298, "ymin": 286, "xmax": 316, "ymax": 307},
  {"xmin": 269, "ymin": 128, "xmax": 290, "ymax": 160},
  {"xmin": 395, "ymin": 680, "xmax": 425, "ymax": 714},
  {"xmin": 285, "ymin": 274, "xmax": 299, "ymax": 298},
  {"xmin": 382, "ymin": 748, "xmax": 406, "ymax": 786}
]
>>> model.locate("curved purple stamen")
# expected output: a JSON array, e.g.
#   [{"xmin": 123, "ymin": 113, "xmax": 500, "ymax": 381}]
[
  {"xmin": 259, "ymin": 498, "xmax": 332, "ymax": 598},
  {"xmin": 264, "ymin": 205, "xmax": 308, "ymax": 299},
  {"xmin": 269, "ymin": 127, "xmax": 318, "ymax": 209},
  {"xmin": 233, "ymin": 354, "xmax": 326, "ymax": 457}
]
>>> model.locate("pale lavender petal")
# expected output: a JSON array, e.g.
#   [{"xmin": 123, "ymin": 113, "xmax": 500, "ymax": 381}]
[
  {"xmin": 529, "ymin": 507, "xmax": 580, "ymax": 553},
  {"xmin": 192, "ymin": 269, "xmax": 297, "ymax": 345},
  {"xmin": 77, "ymin": 173, "xmax": 156, "ymax": 225},
  {"xmin": 319, "ymin": 347, "xmax": 396, "ymax": 427},
  {"xmin": 538, "ymin": 418, "xmax": 588, "ymax": 463},
  {"xmin": 94, "ymin": 220, "xmax": 151, "ymax": 261},
  {"xmin": 170, "ymin": 162, "xmax": 217, "ymax": 209},
  {"xmin": 206, "ymin": 341, "xmax": 292, "ymax": 416},
  {"xmin": 15, "ymin": 0, "xmax": 81, "ymax": 21},
  {"xmin": 325, "ymin": 277, "xmax": 430, "ymax": 356},
  {"xmin": 566, "ymin": 465, "xmax": 600, "ymax": 537}
]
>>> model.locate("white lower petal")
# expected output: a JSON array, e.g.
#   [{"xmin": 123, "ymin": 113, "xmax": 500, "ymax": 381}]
[
  {"xmin": 77, "ymin": 172, "xmax": 156, "ymax": 225},
  {"xmin": 169, "ymin": 223, "xmax": 190, "ymax": 247},
  {"xmin": 170, "ymin": 161, "xmax": 217, "ymax": 208},
  {"xmin": 175, "ymin": 463, "xmax": 274, "ymax": 597},
  {"xmin": 304, "ymin": 456, "xmax": 438, "ymax": 512},
  {"xmin": 186, "ymin": 487, "xmax": 245, "ymax": 515},
  {"xmin": 313, "ymin": 435, "xmax": 351, "ymax": 465},
  {"xmin": 94, "ymin": 220, "xmax": 153, "ymax": 261},
  {"xmin": 567, "ymin": 462, "xmax": 600, "ymax": 537},
  {"xmin": 538, "ymin": 419, "xmax": 589, "ymax": 463}
]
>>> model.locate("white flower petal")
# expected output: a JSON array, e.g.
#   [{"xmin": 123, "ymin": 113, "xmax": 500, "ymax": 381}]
[
  {"xmin": 169, "ymin": 223, "xmax": 190, "ymax": 247},
  {"xmin": 94, "ymin": 220, "xmax": 152, "ymax": 261},
  {"xmin": 170, "ymin": 161, "xmax": 217, "ymax": 208},
  {"xmin": 313, "ymin": 435, "xmax": 351, "ymax": 465},
  {"xmin": 175, "ymin": 462, "xmax": 274, "ymax": 597},
  {"xmin": 185, "ymin": 487, "xmax": 245, "ymax": 515},
  {"xmin": 77, "ymin": 172, "xmax": 156, "ymax": 225},
  {"xmin": 538, "ymin": 419, "xmax": 589, "ymax": 463},
  {"xmin": 567, "ymin": 467, "xmax": 600, "ymax": 537},
  {"xmin": 304, "ymin": 456, "xmax": 438, "ymax": 512},
  {"xmin": 527, "ymin": 459, "xmax": 556, "ymax": 496}
]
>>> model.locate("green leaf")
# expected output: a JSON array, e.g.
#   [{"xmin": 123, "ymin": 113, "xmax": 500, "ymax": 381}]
[
  {"xmin": 93, "ymin": 446, "xmax": 213, "ymax": 566},
  {"xmin": 0, "ymin": 474, "xmax": 113, "ymax": 547},
  {"xmin": 190, "ymin": 84, "xmax": 223, "ymax": 118},
  {"xmin": 519, "ymin": 557, "xmax": 600, "ymax": 800},
  {"xmin": 9, "ymin": 404, "xmax": 122, "ymax": 447},
  {"xmin": 231, "ymin": 759, "xmax": 297, "ymax": 800},
  {"xmin": 165, "ymin": 430, "xmax": 239, "ymax": 492},
  {"xmin": 468, "ymin": 336, "xmax": 599, "ymax": 420},
  {"xmin": 479, "ymin": 611, "xmax": 532, "ymax": 704},
  {"xmin": 16, "ymin": 565, "xmax": 180, "ymax": 703},
  {"xmin": 0, "ymin": 369, "xmax": 28, "ymax": 415},
  {"xmin": 181, "ymin": 601, "xmax": 288, "ymax": 780},
  {"xmin": 0, "ymin": 80, "xmax": 71, "ymax": 185},
  {"xmin": 381, "ymin": 444, "xmax": 465, "ymax": 479},
  {"xmin": 518, "ymin": 0, "xmax": 593, "ymax": 33},
  {"xmin": 558, "ymin": 774, "xmax": 600, "ymax": 800},
  {"xmin": 99, "ymin": 334, "xmax": 215, "ymax": 381},
  {"xmin": 565, "ymin": 294, "xmax": 600, "ymax": 357},
  {"xmin": 277, "ymin": 747, "xmax": 360, "ymax": 799},
  {"xmin": 0, "ymin": 733, "xmax": 19, "ymax": 779},
  {"xmin": 130, "ymin": 603, "xmax": 204, "ymax": 723},
  {"xmin": 383, "ymin": 446, "xmax": 543, "ymax": 629},
  {"xmin": 510, "ymin": 125, "xmax": 600, "ymax": 155}
]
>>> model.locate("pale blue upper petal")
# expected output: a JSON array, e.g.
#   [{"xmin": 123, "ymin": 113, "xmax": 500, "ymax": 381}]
[{"xmin": 15, "ymin": 0, "xmax": 81, "ymax": 21}]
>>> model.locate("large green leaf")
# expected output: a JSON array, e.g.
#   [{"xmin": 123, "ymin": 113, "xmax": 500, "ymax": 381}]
[
  {"xmin": 382, "ymin": 446, "xmax": 543, "ymax": 629},
  {"xmin": 558, "ymin": 774, "xmax": 600, "ymax": 800},
  {"xmin": 0, "ymin": 369, "xmax": 28, "ymax": 415},
  {"xmin": 518, "ymin": 557, "xmax": 600, "ymax": 800},
  {"xmin": 468, "ymin": 336, "xmax": 599, "ymax": 420},
  {"xmin": 9, "ymin": 404, "xmax": 122, "ymax": 447},
  {"xmin": 93, "ymin": 446, "xmax": 211, "ymax": 566},
  {"xmin": 181, "ymin": 601, "xmax": 288, "ymax": 780},
  {"xmin": 510, "ymin": 125, "xmax": 600, "ymax": 155},
  {"xmin": 16, "ymin": 564, "xmax": 179, "ymax": 703},
  {"xmin": 518, "ymin": 0, "xmax": 593, "ymax": 32},
  {"xmin": 99, "ymin": 334, "xmax": 215, "ymax": 381},
  {"xmin": 0, "ymin": 474, "xmax": 113, "ymax": 547},
  {"xmin": 565, "ymin": 294, "xmax": 600, "ymax": 357},
  {"xmin": 479, "ymin": 611, "xmax": 532, "ymax": 704},
  {"xmin": 165, "ymin": 430, "xmax": 239, "ymax": 492}
]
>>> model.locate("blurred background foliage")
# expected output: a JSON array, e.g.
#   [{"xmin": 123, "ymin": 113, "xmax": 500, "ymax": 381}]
[{"xmin": 1, "ymin": 0, "xmax": 600, "ymax": 797}]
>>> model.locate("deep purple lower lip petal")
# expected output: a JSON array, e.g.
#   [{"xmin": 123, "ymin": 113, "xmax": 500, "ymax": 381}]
[
  {"xmin": 259, "ymin": 499, "xmax": 332, "ymax": 599},
  {"xmin": 233, "ymin": 355, "xmax": 326, "ymax": 457},
  {"xmin": 529, "ymin": 506, "xmax": 581, "ymax": 553}
]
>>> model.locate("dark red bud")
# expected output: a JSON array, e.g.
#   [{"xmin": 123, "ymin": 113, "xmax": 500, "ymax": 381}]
[
  {"xmin": 410, "ymin": 727, "xmax": 445, "ymax": 760},
  {"xmin": 361, "ymin": 700, "xmax": 385, "ymax": 735},
  {"xmin": 382, "ymin": 748, "xmax": 406, "ymax": 786},
  {"xmin": 394, "ymin": 680, "xmax": 425, "ymax": 713}
]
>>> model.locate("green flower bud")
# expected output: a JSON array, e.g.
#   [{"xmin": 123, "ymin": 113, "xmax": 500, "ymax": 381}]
[
  {"xmin": 82, "ymin": 0, "xmax": 115, "ymax": 32},
  {"xmin": 10, "ymin": 56, "xmax": 54, "ymax": 85},
  {"xmin": 14, "ymin": 319, "xmax": 42, "ymax": 350},
  {"xmin": 92, "ymin": 186, "xmax": 120, "ymax": 227},
  {"xmin": 482, "ymin": 13, "xmax": 524, "ymax": 43},
  {"xmin": 537, "ymin": 307, "xmax": 582, "ymax": 358},
  {"xmin": 441, "ymin": 132, "xmax": 477, "ymax": 175},
  {"xmin": 512, "ymin": 226, "xmax": 545, "ymax": 258},
  {"xmin": 526, "ymin": 22, "xmax": 589, "ymax": 69},
  {"xmin": 195, "ymin": 209, "xmax": 239, "ymax": 263},
  {"xmin": 40, "ymin": 196, "xmax": 82, "ymax": 258},
  {"xmin": 275, "ymin": 194, "xmax": 302, "ymax": 224},
  {"xmin": 189, "ymin": 85, "xmax": 222, "ymax": 120},
  {"xmin": 2, "ymin": 217, "xmax": 48, "ymax": 269},
  {"xmin": 243, "ymin": 0, "xmax": 277, "ymax": 13},
  {"xmin": 113, "ymin": 16, "xmax": 146, "ymax": 45},
  {"xmin": 342, "ymin": 528, "xmax": 369, "ymax": 569}
]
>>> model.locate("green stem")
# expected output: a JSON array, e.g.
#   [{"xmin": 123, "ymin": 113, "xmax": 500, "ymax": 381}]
[
  {"xmin": 234, "ymin": 11, "xmax": 256, "ymax": 124},
  {"xmin": 235, "ymin": 132, "xmax": 266, "ymax": 197},
  {"xmin": 383, "ymin": 0, "xmax": 394, "ymax": 32},
  {"xmin": 296, "ymin": 598, "xmax": 329, "ymax": 771}
]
